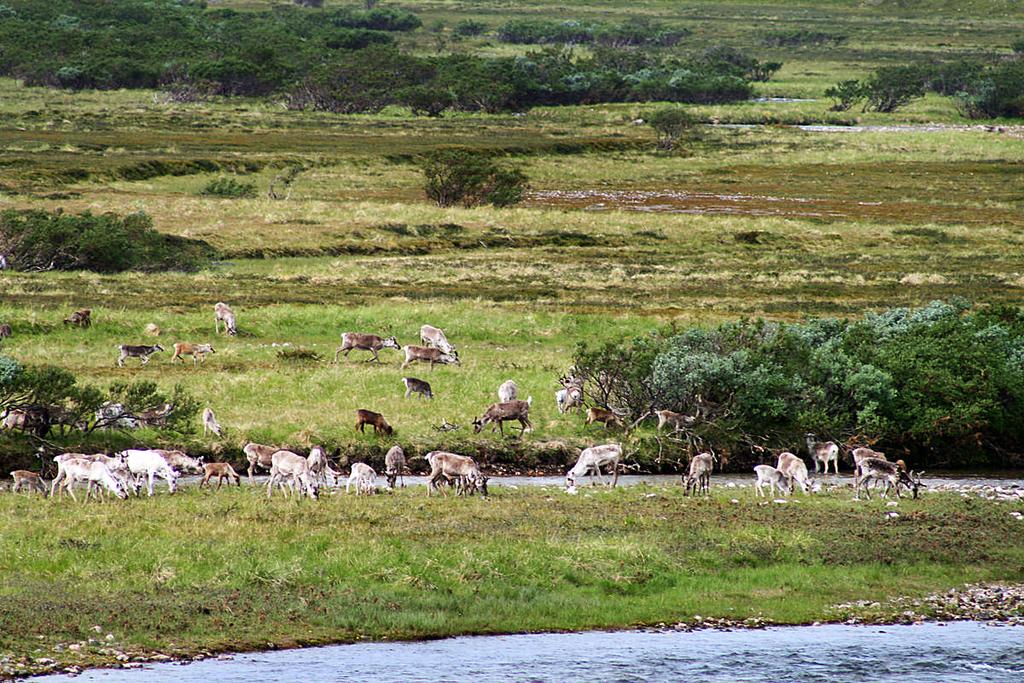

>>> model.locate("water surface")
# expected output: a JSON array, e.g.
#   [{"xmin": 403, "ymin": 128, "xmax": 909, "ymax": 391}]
[{"xmin": 35, "ymin": 622, "xmax": 1024, "ymax": 682}]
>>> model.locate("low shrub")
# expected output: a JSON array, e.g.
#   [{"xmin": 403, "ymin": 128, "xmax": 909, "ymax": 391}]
[
  {"xmin": 200, "ymin": 177, "xmax": 257, "ymax": 199},
  {"xmin": 0, "ymin": 209, "xmax": 214, "ymax": 272},
  {"xmin": 421, "ymin": 149, "xmax": 528, "ymax": 208}
]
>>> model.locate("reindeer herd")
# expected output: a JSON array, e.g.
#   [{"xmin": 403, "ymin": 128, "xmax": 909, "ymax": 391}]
[{"xmin": 5, "ymin": 305, "xmax": 927, "ymax": 505}]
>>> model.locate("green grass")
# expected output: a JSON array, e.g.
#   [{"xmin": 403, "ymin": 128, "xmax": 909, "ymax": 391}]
[{"xmin": 1, "ymin": 486, "xmax": 1022, "ymax": 674}]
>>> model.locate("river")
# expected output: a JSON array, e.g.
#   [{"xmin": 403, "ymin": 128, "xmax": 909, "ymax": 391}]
[{"xmin": 33, "ymin": 622, "xmax": 1024, "ymax": 682}]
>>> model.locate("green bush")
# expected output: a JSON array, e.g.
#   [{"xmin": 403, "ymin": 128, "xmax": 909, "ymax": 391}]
[
  {"xmin": 646, "ymin": 107, "xmax": 699, "ymax": 150},
  {"xmin": 421, "ymin": 150, "xmax": 528, "ymax": 208},
  {"xmin": 453, "ymin": 19, "xmax": 487, "ymax": 37},
  {"xmin": 956, "ymin": 61, "xmax": 1024, "ymax": 118},
  {"xmin": 200, "ymin": 177, "xmax": 257, "ymax": 199},
  {"xmin": 824, "ymin": 79, "xmax": 863, "ymax": 111},
  {"xmin": 0, "ymin": 209, "xmax": 214, "ymax": 272},
  {"xmin": 572, "ymin": 302, "xmax": 1024, "ymax": 466},
  {"xmin": 861, "ymin": 65, "xmax": 927, "ymax": 112}
]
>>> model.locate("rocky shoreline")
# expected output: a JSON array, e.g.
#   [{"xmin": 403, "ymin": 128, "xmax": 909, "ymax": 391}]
[{"xmin": 8, "ymin": 584, "xmax": 1022, "ymax": 680}]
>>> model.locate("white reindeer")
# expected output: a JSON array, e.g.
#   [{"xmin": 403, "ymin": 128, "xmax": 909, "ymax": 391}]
[
  {"xmin": 565, "ymin": 443, "xmax": 622, "ymax": 489},
  {"xmin": 420, "ymin": 324, "xmax": 456, "ymax": 355},
  {"xmin": 122, "ymin": 449, "xmax": 179, "ymax": 496},
  {"xmin": 345, "ymin": 462, "xmax": 378, "ymax": 495},
  {"xmin": 202, "ymin": 407, "xmax": 222, "ymax": 436},
  {"xmin": 266, "ymin": 450, "xmax": 318, "ymax": 499},
  {"xmin": 498, "ymin": 380, "xmax": 518, "ymax": 403},
  {"xmin": 56, "ymin": 458, "xmax": 127, "ymax": 502},
  {"xmin": 776, "ymin": 452, "xmax": 812, "ymax": 494},
  {"xmin": 214, "ymin": 302, "xmax": 237, "ymax": 336},
  {"xmin": 753, "ymin": 464, "xmax": 789, "ymax": 498}
]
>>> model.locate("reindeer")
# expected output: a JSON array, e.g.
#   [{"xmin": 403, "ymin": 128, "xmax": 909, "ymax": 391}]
[
  {"xmin": 424, "ymin": 451, "xmax": 488, "ymax": 497},
  {"xmin": 200, "ymin": 462, "xmax": 241, "ymax": 489},
  {"xmin": 655, "ymin": 409, "xmax": 694, "ymax": 433},
  {"xmin": 497, "ymin": 380, "xmax": 518, "ymax": 403},
  {"xmin": 153, "ymin": 449, "xmax": 204, "ymax": 474},
  {"xmin": 855, "ymin": 458, "xmax": 922, "ymax": 500},
  {"xmin": 266, "ymin": 450, "xmax": 318, "ymax": 499},
  {"xmin": 171, "ymin": 342, "xmax": 215, "ymax": 365},
  {"xmin": 776, "ymin": 452, "xmax": 813, "ymax": 494},
  {"xmin": 401, "ymin": 345, "xmax": 459, "ymax": 371},
  {"xmin": 753, "ymin": 465, "xmax": 789, "ymax": 498},
  {"xmin": 805, "ymin": 433, "xmax": 840, "ymax": 474},
  {"xmin": 63, "ymin": 309, "xmax": 91, "ymax": 328},
  {"xmin": 556, "ymin": 374, "xmax": 584, "ymax": 414},
  {"xmin": 402, "ymin": 377, "xmax": 433, "ymax": 400},
  {"xmin": 244, "ymin": 442, "xmax": 278, "ymax": 483},
  {"xmin": 0, "ymin": 323, "xmax": 11, "ymax": 340},
  {"xmin": 334, "ymin": 332, "xmax": 400, "ymax": 363},
  {"xmin": 117, "ymin": 344, "xmax": 163, "ymax": 367},
  {"xmin": 585, "ymin": 407, "xmax": 624, "ymax": 430},
  {"xmin": 420, "ymin": 324, "xmax": 456, "ymax": 355},
  {"xmin": 683, "ymin": 452, "xmax": 714, "ymax": 496},
  {"xmin": 10, "ymin": 470, "xmax": 47, "ymax": 496},
  {"xmin": 121, "ymin": 450, "xmax": 178, "ymax": 496},
  {"xmin": 384, "ymin": 446, "xmax": 406, "ymax": 489},
  {"xmin": 214, "ymin": 302, "xmax": 237, "ymax": 336},
  {"xmin": 473, "ymin": 398, "xmax": 533, "ymax": 436},
  {"xmin": 851, "ymin": 446, "xmax": 886, "ymax": 480},
  {"xmin": 565, "ymin": 443, "xmax": 622, "ymax": 489},
  {"xmin": 355, "ymin": 409, "xmax": 393, "ymax": 436},
  {"xmin": 345, "ymin": 463, "xmax": 378, "ymax": 495},
  {"xmin": 202, "ymin": 407, "xmax": 222, "ymax": 436},
  {"xmin": 55, "ymin": 458, "xmax": 127, "ymax": 502}
]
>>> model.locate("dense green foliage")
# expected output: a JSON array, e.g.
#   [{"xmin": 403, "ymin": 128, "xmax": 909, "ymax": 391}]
[
  {"xmin": 0, "ymin": 0, "xmax": 414, "ymax": 94},
  {"xmin": 421, "ymin": 150, "xmax": 528, "ymax": 208},
  {"xmin": 496, "ymin": 17, "xmax": 689, "ymax": 47},
  {"xmin": 0, "ymin": 209, "xmax": 213, "ymax": 272},
  {"xmin": 574, "ymin": 302, "xmax": 1024, "ymax": 466},
  {"xmin": 646, "ymin": 107, "xmax": 699, "ymax": 150},
  {"xmin": 288, "ymin": 45, "xmax": 761, "ymax": 114},
  {"xmin": 956, "ymin": 61, "xmax": 1024, "ymax": 118},
  {"xmin": 199, "ymin": 177, "xmax": 257, "ymax": 199}
]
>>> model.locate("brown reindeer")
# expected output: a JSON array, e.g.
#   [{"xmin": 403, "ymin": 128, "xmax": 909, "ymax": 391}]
[
  {"xmin": 586, "ymin": 407, "xmax": 624, "ymax": 429},
  {"xmin": 11, "ymin": 470, "xmax": 47, "ymax": 495},
  {"xmin": 63, "ymin": 309, "xmax": 91, "ymax": 328},
  {"xmin": 200, "ymin": 462, "xmax": 241, "ymax": 489},
  {"xmin": 355, "ymin": 409, "xmax": 393, "ymax": 436},
  {"xmin": 473, "ymin": 398, "xmax": 533, "ymax": 436},
  {"xmin": 401, "ymin": 345, "xmax": 459, "ymax": 371},
  {"xmin": 334, "ymin": 332, "xmax": 400, "ymax": 363}
]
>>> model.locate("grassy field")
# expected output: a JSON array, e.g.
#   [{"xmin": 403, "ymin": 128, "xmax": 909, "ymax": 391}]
[{"xmin": 1, "ymin": 485, "xmax": 1022, "ymax": 676}]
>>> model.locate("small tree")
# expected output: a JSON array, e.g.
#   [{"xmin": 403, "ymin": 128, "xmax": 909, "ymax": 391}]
[
  {"xmin": 824, "ymin": 79, "xmax": 863, "ymax": 111},
  {"xmin": 421, "ymin": 150, "xmax": 528, "ymax": 208},
  {"xmin": 862, "ymin": 65, "xmax": 926, "ymax": 113},
  {"xmin": 646, "ymin": 107, "xmax": 698, "ymax": 151}
]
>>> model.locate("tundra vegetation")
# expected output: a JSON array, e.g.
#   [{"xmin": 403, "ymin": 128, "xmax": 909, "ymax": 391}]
[{"xmin": 1, "ymin": 0, "xmax": 1024, "ymax": 674}]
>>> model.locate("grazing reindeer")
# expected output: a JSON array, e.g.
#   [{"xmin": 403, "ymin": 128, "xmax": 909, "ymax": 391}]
[
  {"xmin": 655, "ymin": 409, "xmax": 694, "ymax": 433},
  {"xmin": 355, "ymin": 409, "xmax": 393, "ymax": 436},
  {"xmin": 266, "ymin": 450, "xmax": 318, "ymax": 499},
  {"xmin": 565, "ymin": 443, "xmax": 622, "ymax": 489},
  {"xmin": 345, "ymin": 463, "xmax": 378, "ymax": 495},
  {"xmin": 420, "ymin": 324, "xmax": 456, "ymax": 355},
  {"xmin": 214, "ymin": 302, "xmax": 237, "ymax": 336},
  {"xmin": 10, "ymin": 470, "xmax": 47, "ymax": 496},
  {"xmin": 776, "ymin": 452, "xmax": 812, "ymax": 494},
  {"xmin": 202, "ymin": 407, "xmax": 222, "ymax": 436},
  {"xmin": 153, "ymin": 449, "xmax": 204, "ymax": 474},
  {"xmin": 63, "ymin": 308, "xmax": 91, "ymax": 328},
  {"xmin": 851, "ymin": 446, "xmax": 886, "ymax": 480},
  {"xmin": 683, "ymin": 452, "xmax": 714, "ymax": 496},
  {"xmin": 306, "ymin": 445, "xmax": 332, "ymax": 486},
  {"xmin": 244, "ymin": 442, "xmax": 278, "ymax": 483},
  {"xmin": 805, "ymin": 433, "xmax": 840, "ymax": 474},
  {"xmin": 497, "ymin": 380, "xmax": 518, "ymax": 403},
  {"xmin": 855, "ymin": 457, "xmax": 921, "ymax": 500},
  {"xmin": 200, "ymin": 462, "xmax": 241, "ymax": 489},
  {"xmin": 384, "ymin": 445, "xmax": 406, "ymax": 489},
  {"xmin": 122, "ymin": 450, "xmax": 178, "ymax": 496},
  {"xmin": 334, "ymin": 332, "xmax": 401, "ymax": 363},
  {"xmin": 402, "ymin": 376, "xmax": 433, "ymax": 400},
  {"xmin": 117, "ymin": 344, "xmax": 163, "ymax": 367},
  {"xmin": 585, "ymin": 407, "xmax": 624, "ymax": 429},
  {"xmin": 473, "ymin": 398, "xmax": 533, "ymax": 436},
  {"xmin": 753, "ymin": 465, "xmax": 789, "ymax": 498},
  {"xmin": 171, "ymin": 342, "xmax": 215, "ymax": 365},
  {"xmin": 56, "ymin": 458, "xmax": 127, "ymax": 501},
  {"xmin": 401, "ymin": 345, "xmax": 459, "ymax": 371},
  {"xmin": 425, "ymin": 451, "xmax": 488, "ymax": 497}
]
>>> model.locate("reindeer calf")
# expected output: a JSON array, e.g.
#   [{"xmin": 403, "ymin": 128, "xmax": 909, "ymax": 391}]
[
  {"xmin": 171, "ymin": 342, "xmax": 215, "ymax": 365},
  {"xmin": 585, "ymin": 407, "xmax": 623, "ymax": 429},
  {"xmin": 355, "ymin": 409, "xmax": 393, "ymax": 436},
  {"xmin": 10, "ymin": 470, "xmax": 47, "ymax": 496},
  {"xmin": 117, "ymin": 344, "xmax": 163, "ymax": 367},
  {"xmin": 402, "ymin": 377, "xmax": 433, "ymax": 400},
  {"xmin": 200, "ymin": 462, "xmax": 241, "ymax": 489}
]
